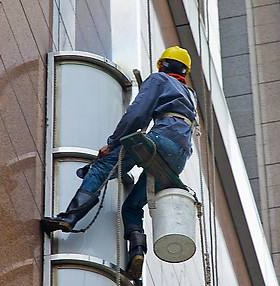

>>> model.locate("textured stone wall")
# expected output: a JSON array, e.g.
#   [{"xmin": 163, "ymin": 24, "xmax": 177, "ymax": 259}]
[
  {"xmin": 0, "ymin": 0, "xmax": 52, "ymax": 285},
  {"xmin": 251, "ymin": 0, "xmax": 280, "ymax": 281},
  {"xmin": 218, "ymin": 0, "xmax": 261, "ymax": 213},
  {"xmin": 219, "ymin": 0, "xmax": 280, "ymax": 282}
]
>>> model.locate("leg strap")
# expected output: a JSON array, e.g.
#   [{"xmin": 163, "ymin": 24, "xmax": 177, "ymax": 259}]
[
  {"xmin": 129, "ymin": 231, "xmax": 147, "ymax": 253},
  {"xmin": 146, "ymin": 173, "xmax": 156, "ymax": 212},
  {"xmin": 58, "ymin": 189, "xmax": 99, "ymax": 216}
]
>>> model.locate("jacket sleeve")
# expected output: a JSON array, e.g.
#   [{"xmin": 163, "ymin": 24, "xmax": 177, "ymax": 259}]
[{"xmin": 107, "ymin": 74, "xmax": 163, "ymax": 149}]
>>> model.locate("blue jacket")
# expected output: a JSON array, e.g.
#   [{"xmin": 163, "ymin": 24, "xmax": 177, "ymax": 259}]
[{"xmin": 107, "ymin": 72, "xmax": 197, "ymax": 150}]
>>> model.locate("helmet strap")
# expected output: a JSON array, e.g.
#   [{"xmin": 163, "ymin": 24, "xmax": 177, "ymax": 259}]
[{"xmin": 158, "ymin": 59, "xmax": 187, "ymax": 76}]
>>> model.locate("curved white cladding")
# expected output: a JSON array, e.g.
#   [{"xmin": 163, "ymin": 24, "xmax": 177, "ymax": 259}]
[
  {"xmin": 53, "ymin": 160, "xmax": 126, "ymax": 267},
  {"xmin": 55, "ymin": 62, "xmax": 123, "ymax": 150},
  {"xmin": 55, "ymin": 268, "xmax": 115, "ymax": 286},
  {"xmin": 52, "ymin": 59, "xmax": 127, "ymax": 268},
  {"xmin": 44, "ymin": 52, "xmax": 133, "ymax": 286}
]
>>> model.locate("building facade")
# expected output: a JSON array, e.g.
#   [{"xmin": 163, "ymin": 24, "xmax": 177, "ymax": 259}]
[
  {"xmin": 0, "ymin": 0, "xmax": 278, "ymax": 285},
  {"xmin": 218, "ymin": 0, "xmax": 280, "ymax": 281}
]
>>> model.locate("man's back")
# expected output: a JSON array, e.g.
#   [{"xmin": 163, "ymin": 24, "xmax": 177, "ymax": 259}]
[
  {"xmin": 107, "ymin": 72, "xmax": 197, "ymax": 150},
  {"xmin": 150, "ymin": 72, "xmax": 196, "ymax": 149}
]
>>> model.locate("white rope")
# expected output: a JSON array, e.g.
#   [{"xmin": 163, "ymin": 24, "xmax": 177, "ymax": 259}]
[
  {"xmin": 116, "ymin": 147, "xmax": 125, "ymax": 286},
  {"xmin": 197, "ymin": 0, "xmax": 215, "ymax": 286},
  {"xmin": 195, "ymin": 131, "xmax": 212, "ymax": 286},
  {"xmin": 147, "ymin": 0, "xmax": 153, "ymax": 74},
  {"xmin": 205, "ymin": 0, "xmax": 218, "ymax": 282},
  {"xmin": 147, "ymin": 173, "xmax": 156, "ymax": 212}
]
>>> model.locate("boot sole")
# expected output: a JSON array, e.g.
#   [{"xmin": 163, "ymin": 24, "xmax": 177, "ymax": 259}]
[
  {"xmin": 126, "ymin": 255, "xmax": 144, "ymax": 280},
  {"xmin": 41, "ymin": 218, "xmax": 73, "ymax": 233}
]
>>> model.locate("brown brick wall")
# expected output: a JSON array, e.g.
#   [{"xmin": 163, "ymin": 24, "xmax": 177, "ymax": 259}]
[{"xmin": 0, "ymin": 1, "xmax": 52, "ymax": 285}]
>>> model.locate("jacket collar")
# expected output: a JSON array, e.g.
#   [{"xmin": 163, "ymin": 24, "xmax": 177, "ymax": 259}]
[{"xmin": 167, "ymin": 73, "xmax": 187, "ymax": 84}]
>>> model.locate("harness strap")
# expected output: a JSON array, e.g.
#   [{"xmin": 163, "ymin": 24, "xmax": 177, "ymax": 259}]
[
  {"xmin": 158, "ymin": 112, "xmax": 198, "ymax": 131},
  {"xmin": 144, "ymin": 137, "xmax": 157, "ymax": 212},
  {"xmin": 147, "ymin": 173, "xmax": 156, "ymax": 212},
  {"xmin": 129, "ymin": 232, "xmax": 147, "ymax": 253}
]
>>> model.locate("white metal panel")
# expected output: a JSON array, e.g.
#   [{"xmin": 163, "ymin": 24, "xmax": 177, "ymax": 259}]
[{"xmin": 55, "ymin": 62, "xmax": 123, "ymax": 150}]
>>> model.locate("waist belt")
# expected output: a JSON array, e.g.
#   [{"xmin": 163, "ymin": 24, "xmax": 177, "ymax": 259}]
[{"xmin": 158, "ymin": 112, "xmax": 197, "ymax": 131}]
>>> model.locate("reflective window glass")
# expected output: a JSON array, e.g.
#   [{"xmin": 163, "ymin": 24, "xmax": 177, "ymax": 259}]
[
  {"xmin": 55, "ymin": 62, "xmax": 123, "ymax": 150},
  {"xmin": 53, "ymin": 159, "xmax": 127, "ymax": 267},
  {"xmin": 54, "ymin": 268, "xmax": 115, "ymax": 286}
]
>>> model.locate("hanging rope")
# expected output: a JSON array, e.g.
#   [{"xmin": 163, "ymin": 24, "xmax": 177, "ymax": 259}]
[
  {"xmin": 204, "ymin": 0, "xmax": 218, "ymax": 283},
  {"xmin": 195, "ymin": 128, "xmax": 212, "ymax": 286},
  {"xmin": 196, "ymin": 0, "xmax": 219, "ymax": 284},
  {"xmin": 70, "ymin": 162, "xmax": 118, "ymax": 233},
  {"xmin": 197, "ymin": 2, "xmax": 211, "ymax": 286},
  {"xmin": 116, "ymin": 147, "xmax": 125, "ymax": 286},
  {"xmin": 147, "ymin": 0, "xmax": 153, "ymax": 73},
  {"xmin": 196, "ymin": 201, "xmax": 211, "ymax": 285},
  {"xmin": 183, "ymin": 171, "xmax": 211, "ymax": 286},
  {"xmin": 68, "ymin": 146, "xmax": 124, "ymax": 285},
  {"xmin": 200, "ymin": 0, "xmax": 216, "ymax": 284}
]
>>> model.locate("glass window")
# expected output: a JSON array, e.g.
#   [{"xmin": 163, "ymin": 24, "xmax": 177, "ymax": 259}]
[
  {"xmin": 53, "ymin": 159, "xmax": 127, "ymax": 267},
  {"xmin": 55, "ymin": 62, "xmax": 123, "ymax": 150},
  {"xmin": 54, "ymin": 267, "xmax": 115, "ymax": 286},
  {"xmin": 45, "ymin": 53, "xmax": 131, "ymax": 286}
]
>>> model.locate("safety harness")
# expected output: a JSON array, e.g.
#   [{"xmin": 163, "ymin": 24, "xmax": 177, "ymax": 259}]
[{"xmin": 157, "ymin": 111, "xmax": 198, "ymax": 132}]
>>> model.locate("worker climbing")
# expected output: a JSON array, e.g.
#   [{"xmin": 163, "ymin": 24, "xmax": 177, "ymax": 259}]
[{"xmin": 41, "ymin": 46, "xmax": 197, "ymax": 280}]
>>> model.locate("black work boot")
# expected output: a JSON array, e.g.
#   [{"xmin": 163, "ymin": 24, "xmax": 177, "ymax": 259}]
[
  {"xmin": 41, "ymin": 189, "xmax": 99, "ymax": 233},
  {"xmin": 126, "ymin": 231, "xmax": 147, "ymax": 280}
]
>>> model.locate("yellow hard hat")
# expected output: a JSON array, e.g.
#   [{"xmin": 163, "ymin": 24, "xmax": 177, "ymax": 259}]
[{"xmin": 157, "ymin": 46, "xmax": 191, "ymax": 72}]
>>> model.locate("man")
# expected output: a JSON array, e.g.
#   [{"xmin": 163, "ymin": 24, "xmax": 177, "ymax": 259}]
[{"xmin": 41, "ymin": 46, "xmax": 197, "ymax": 280}]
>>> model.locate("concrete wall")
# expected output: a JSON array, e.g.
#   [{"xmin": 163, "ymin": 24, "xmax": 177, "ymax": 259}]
[
  {"xmin": 249, "ymin": 0, "xmax": 280, "ymax": 281},
  {"xmin": 0, "ymin": 0, "xmax": 52, "ymax": 285},
  {"xmin": 219, "ymin": 0, "xmax": 280, "ymax": 282},
  {"xmin": 218, "ymin": 0, "xmax": 261, "ymax": 212}
]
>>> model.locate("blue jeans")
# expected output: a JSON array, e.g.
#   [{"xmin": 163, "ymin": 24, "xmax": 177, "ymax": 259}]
[{"xmin": 79, "ymin": 131, "xmax": 191, "ymax": 239}]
